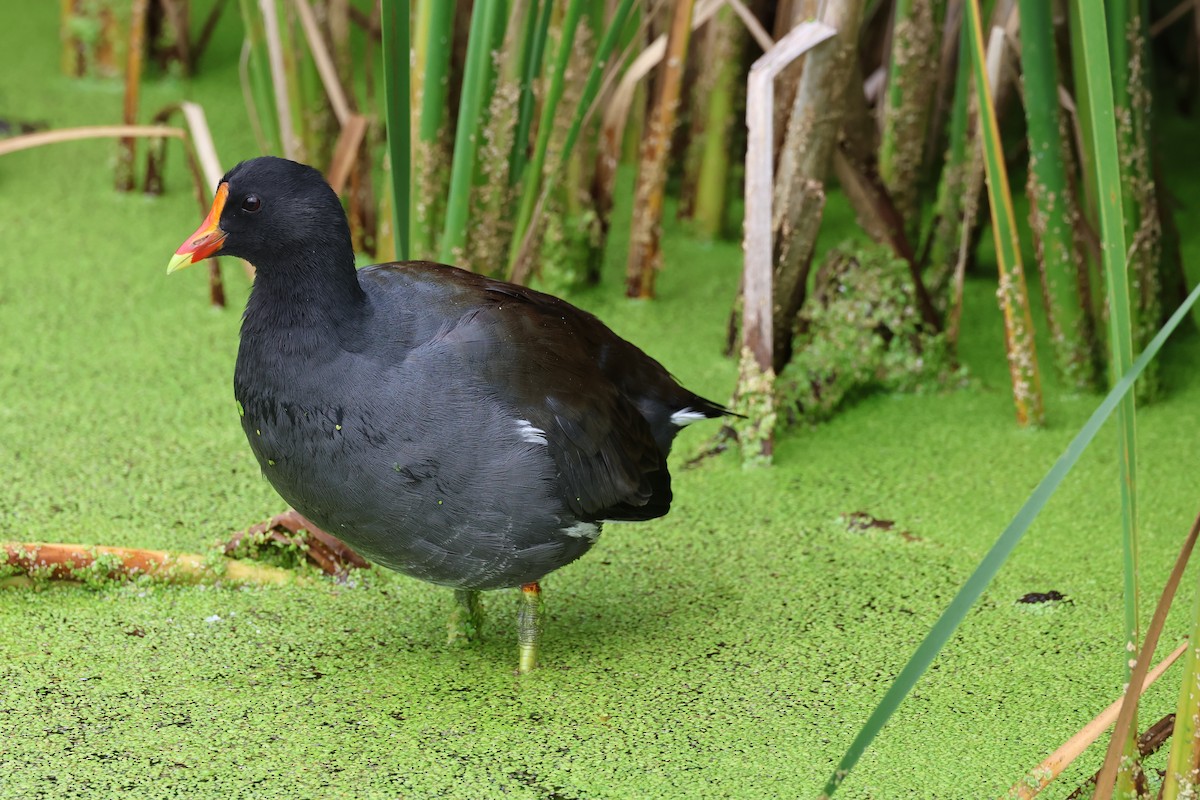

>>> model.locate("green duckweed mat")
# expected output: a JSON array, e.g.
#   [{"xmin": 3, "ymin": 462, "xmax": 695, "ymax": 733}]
[{"xmin": 3, "ymin": 4, "xmax": 1200, "ymax": 797}]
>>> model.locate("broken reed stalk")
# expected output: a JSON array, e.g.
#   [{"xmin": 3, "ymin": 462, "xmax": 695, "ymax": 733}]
[
  {"xmin": 1, "ymin": 542, "xmax": 296, "ymax": 587},
  {"xmin": 964, "ymin": 1, "xmax": 1044, "ymax": 426},
  {"xmin": 327, "ymin": 113, "xmax": 369, "ymax": 196},
  {"xmin": 9, "ymin": 118, "xmax": 230, "ymax": 308},
  {"xmin": 1007, "ymin": 509, "xmax": 1200, "ymax": 796},
  {"xmin": 116, "ymin": 0, "xmax": 149, "ymax": 192},
  {"xmin": 410, "ymin": 0, "xmax": 455, "ymax": 260},
  {"xmin": 739, "ymin": 20, "xmax": 838, "ymax": 460},
  {"xmin": 3, "ymin": 119, "xmax": 229, "ymax": 307},
  {"xmin": 625, "ymin": 0, "xmax": 695, "ymax": 299},
  {"xmin": 1017, "ymin": 0, "xmax": 1099, "ymax": 392},
  {"xmin": 876, "ymin": 0, "xmax": 944, "ymax": 238},
  {"xmin": 1003, "ymin": 643, "xmax": 1186, "ymax": 799}
]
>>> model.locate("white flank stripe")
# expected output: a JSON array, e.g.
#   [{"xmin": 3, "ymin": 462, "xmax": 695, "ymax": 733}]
[
  {"xmin": 561, "ymin": 521, "xmax": 601, "ymax": 541},
  {"xmin": 516, "ymin": 419, "xmax": 548, "ymax": 445}
]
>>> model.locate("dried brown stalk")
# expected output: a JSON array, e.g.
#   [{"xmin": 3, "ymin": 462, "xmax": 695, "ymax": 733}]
[
  {"xmin": 0, "ymin": 125, "xmax": 184, "ymax": 157},
  {"xmin": 624, "ymin": 0, "xmax": 698, "ymax": 298},
  {"xmin": 116, "ymin": 0, "xmax": 149, "ymax": 193},
  {"xmin": 327, "ymin": 113, "xmax": 369, "ymax": 196},
  {"xmin": 769, "ymin": 0, "xmax": 867, "ymax": 371},
  {"xmin": 294, "ymin": 0, "xmax": 354, "ymax": 127},
  {"xmin": 596, "ymin": 0, "xmax": 724, "ymax": 250}
]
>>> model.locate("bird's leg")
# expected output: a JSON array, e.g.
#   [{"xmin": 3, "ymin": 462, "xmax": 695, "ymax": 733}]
[
  {"xmin": 517, "ymin": 582, "xmax": 543, "ymax": 674},
  {"xmin": 447, "ymin": 589, "xmax": 485, "ymax": 645}
]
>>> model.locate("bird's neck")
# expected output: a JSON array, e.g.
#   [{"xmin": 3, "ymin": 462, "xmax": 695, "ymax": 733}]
[{"xmin": 243, "ymin": 247, "xmax": 367, "ymax": 335}]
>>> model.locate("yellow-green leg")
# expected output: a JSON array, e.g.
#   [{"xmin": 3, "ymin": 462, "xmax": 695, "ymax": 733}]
[
  {"xmin": 517, "ymin": 582, "xmax": 543, "ymax": 673},
  {"xmin": 447, "ymin": 589, "xmax": 484, "ymax": 645}
]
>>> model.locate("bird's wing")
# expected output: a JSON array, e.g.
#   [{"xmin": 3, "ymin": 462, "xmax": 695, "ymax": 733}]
[{"xmin": 433, "ymin": 289, "xmax": 672, "ymax": 522}]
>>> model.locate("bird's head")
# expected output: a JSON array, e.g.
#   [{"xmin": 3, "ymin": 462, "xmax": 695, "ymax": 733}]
[{"xmin": 166, "ymin": 156, "xmax": 350, "ymax": 274}]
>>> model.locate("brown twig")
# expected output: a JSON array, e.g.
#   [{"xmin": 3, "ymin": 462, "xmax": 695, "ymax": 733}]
[
  {"xmin": 1003, "ymin": 644, "xmax": 1185, "ymax": 799},
  {"xmin": 1063, "ymin": 714, "xmax": 1178, "ymax": 800},
  {"xmin": 224, "ymin": 510, "xmax": 369, "ymax": 580},
  {"xmin": 1093, "ymin": 511, "xmax": 1200, "ymax": 800},
  {"xmin": 2, "ymin": 541, "xmax": 295, "ymax": 587}
]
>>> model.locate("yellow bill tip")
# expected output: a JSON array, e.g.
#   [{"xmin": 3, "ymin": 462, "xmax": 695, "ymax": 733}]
[{"xmin": 166, "ymin": 250, "xmax": 196, "ymax": 275}]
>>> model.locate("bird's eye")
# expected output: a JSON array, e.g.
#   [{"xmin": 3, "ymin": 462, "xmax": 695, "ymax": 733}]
[{"xmin": 241, "ymin": 194, "xmax": 262, "ymax": 213}]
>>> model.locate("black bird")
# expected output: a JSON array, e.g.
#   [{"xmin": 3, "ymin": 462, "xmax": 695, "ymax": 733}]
[{"xmin": 167, "ymin": 156, "xmax": 732, "ymax": 672}]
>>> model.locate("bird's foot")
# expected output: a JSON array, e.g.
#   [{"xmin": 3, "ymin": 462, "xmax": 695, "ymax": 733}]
[
  {"xmin": 224, "ymin": 509, "xmax": 369, "ymax": 580},
  {"xmin": 517, "ymin": 582, "xmax": 543, "ymax": 674},
  {"xmin": 447, "ymin": 589, "xmax": 485, "ymax": 645}
]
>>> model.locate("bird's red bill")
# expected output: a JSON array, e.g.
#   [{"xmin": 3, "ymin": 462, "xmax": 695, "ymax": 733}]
[{"xmin": 166, "ymin": 182, "xmax": 229, "ymax": 273}]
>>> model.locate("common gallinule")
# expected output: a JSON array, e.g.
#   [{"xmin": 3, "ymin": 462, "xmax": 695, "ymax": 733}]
[{"xmin": 167, "ymin": 156, "xmax": 732, "ymax": 672}]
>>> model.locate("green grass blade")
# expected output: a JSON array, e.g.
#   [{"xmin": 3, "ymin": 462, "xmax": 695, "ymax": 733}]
[
  {"xmin": 1071, "ymin": 0, "xmax": 1140, "ymax": 796},
  {"xmin": 509, "ymin": 0, "xmax": 553, "ymax": 187},
  {"xmin": 505, "ymin": 0, "xmax": 587, "ymax": 277},
  {"xmin": 555, "ymin": 0, "xmax": 637, "ymax": 171},
  {"xmin": 1017, "ymin": 0, "xmax": 1097, "ymax": 390},
  {"xmin": 414, "ymin": 1, "xmax": 454, "ymax": 143},
  {"xmin": 440, "ymin": 0, "xmax": 505, "ymax": 264},
  {"xmin": 237, "ymin": 0, "xmax": 281, "ymax": 154},
  {"xmin": 380, "ymin": 0, "xmax": 411, "ymax": 262},
  {"xmin": 927, "ymin": 13, "xmax": 971, "ymax": 301},
  {"xmin": 410, "ymin": 0, "xmax": 456, "ymax": 258},
  {"xmin": 819, "ymin": 277, "xmax": 1200, "ymax": 798},
  {"xmin": 964, "ymin": 0, "xmax": 1043, "ymax": 426}
]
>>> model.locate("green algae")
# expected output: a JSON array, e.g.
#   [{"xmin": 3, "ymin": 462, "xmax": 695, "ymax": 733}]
[{"xmin": 3, "ymin": 4, "xmax": 1200, "ymax": 798}]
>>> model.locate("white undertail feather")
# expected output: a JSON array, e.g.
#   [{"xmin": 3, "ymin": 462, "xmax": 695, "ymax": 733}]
[{"xmin": 670, "ymin": 408, "xmax": 708, "ymax": 426}]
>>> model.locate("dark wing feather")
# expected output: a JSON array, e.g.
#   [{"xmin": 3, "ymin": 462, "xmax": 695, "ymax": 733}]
[{"xmin": 433, "ymin": 282, "xmax": 671, "ymax": 522}]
